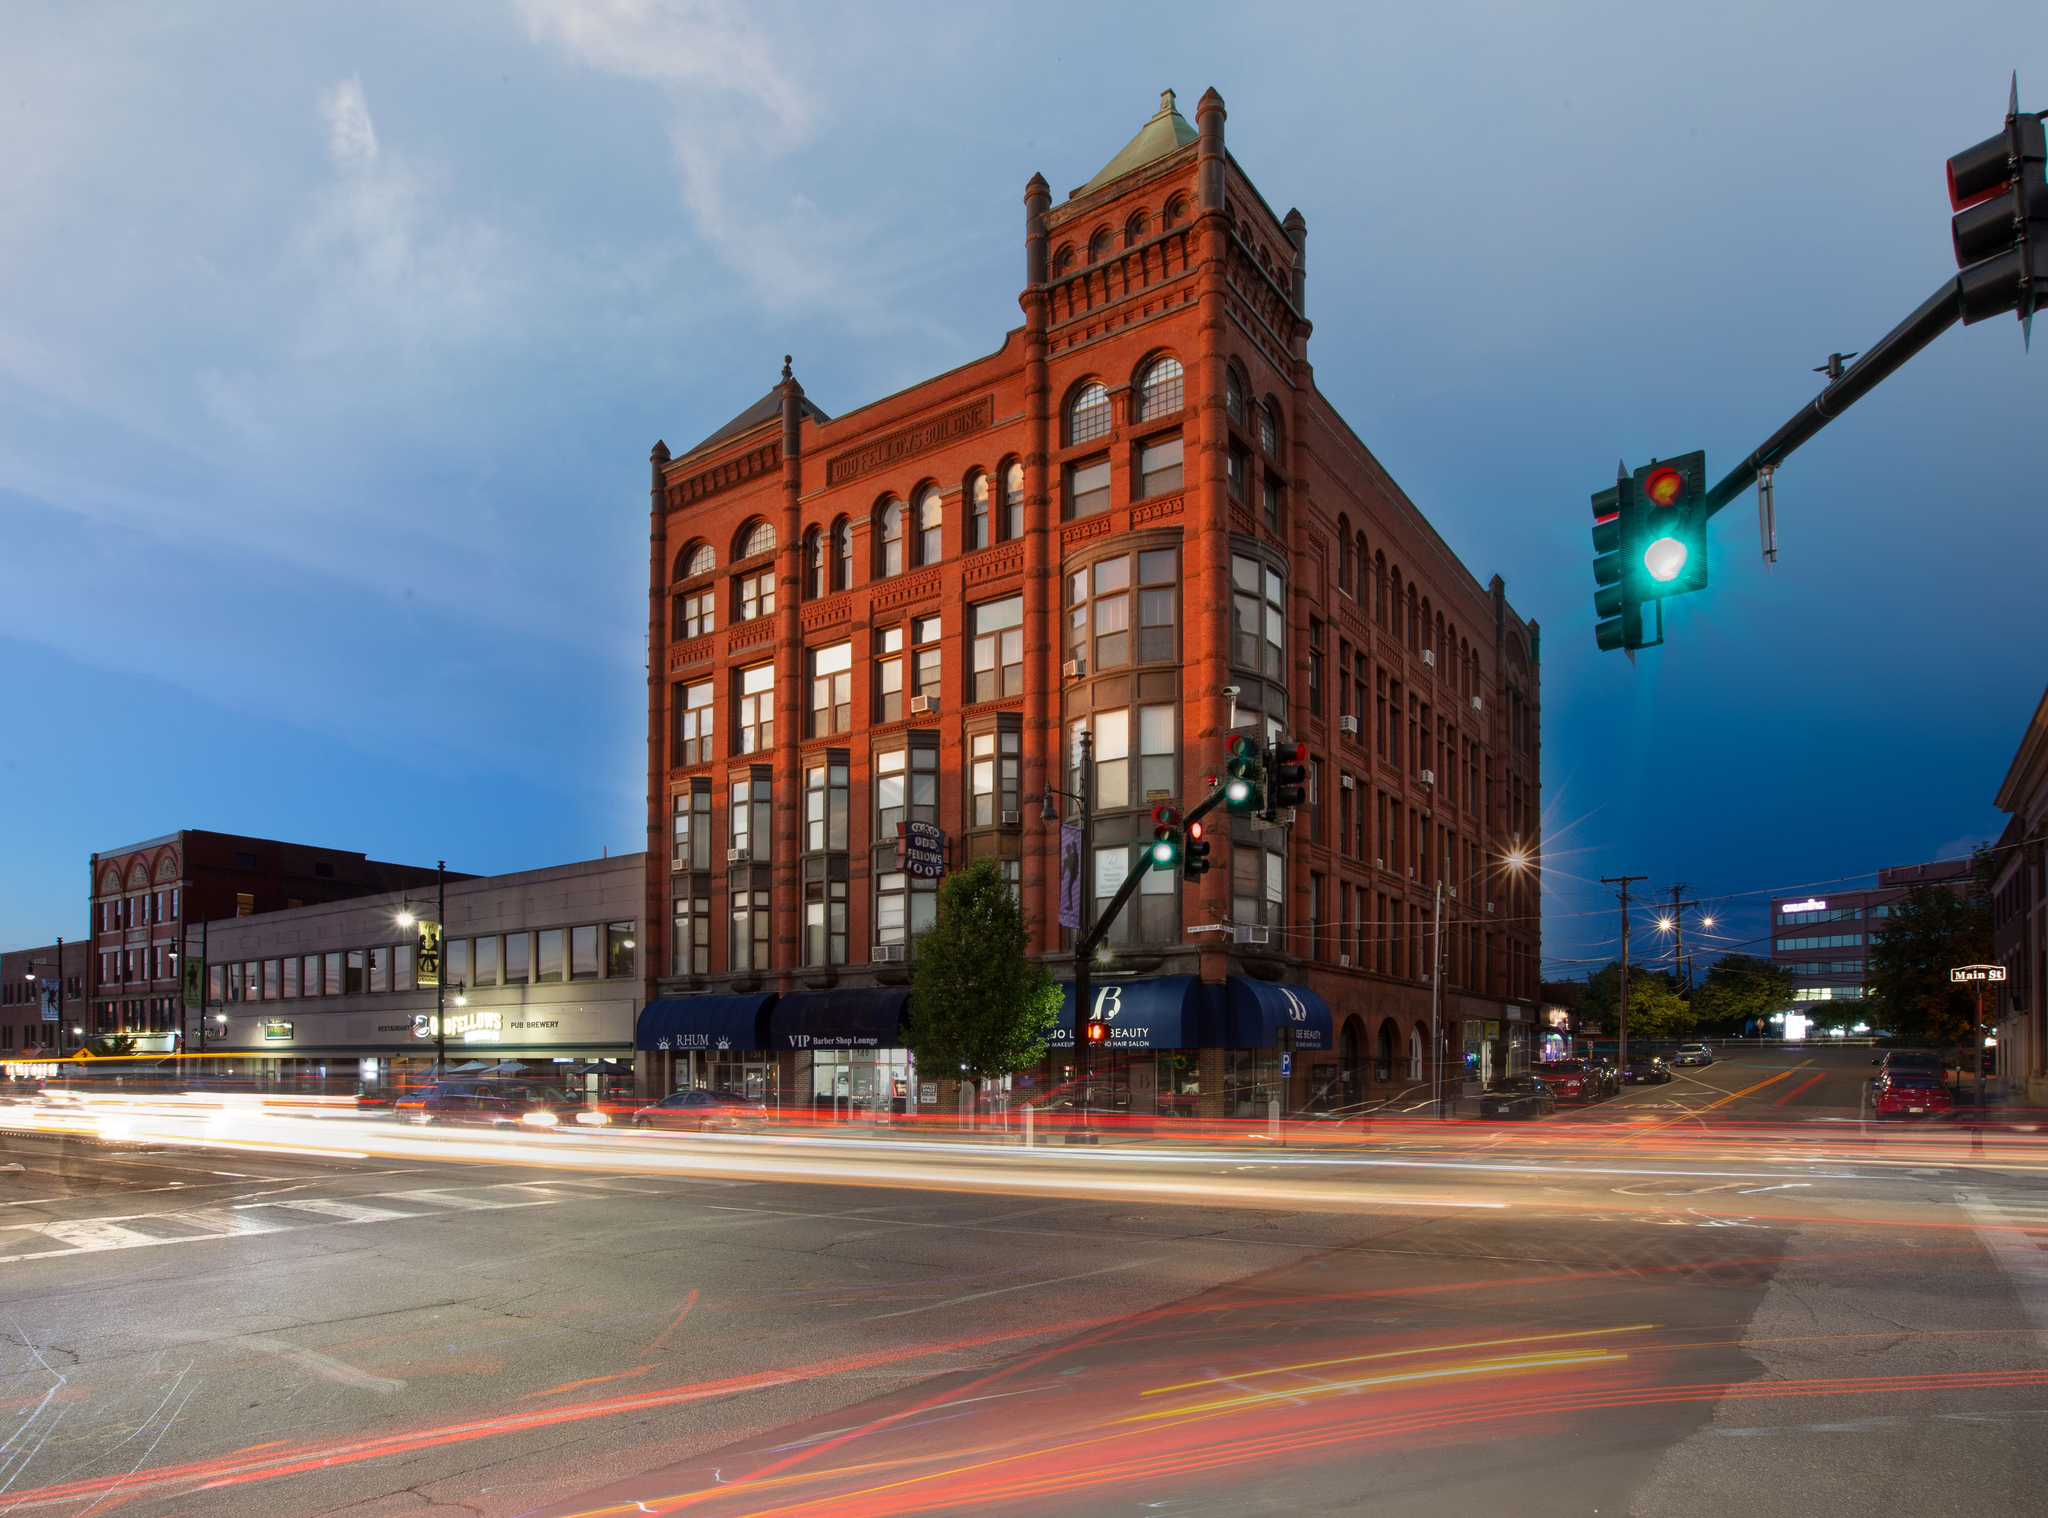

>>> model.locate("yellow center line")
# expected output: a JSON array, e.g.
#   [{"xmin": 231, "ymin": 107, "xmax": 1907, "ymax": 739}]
[{"xmin": 1140, "ymin": 1324, "xmax": 1657, "ymax": 1396}]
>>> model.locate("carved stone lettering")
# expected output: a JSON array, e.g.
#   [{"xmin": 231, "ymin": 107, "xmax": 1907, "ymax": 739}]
[{"xmin": 826, "ymin": 396, "xmax": 994, "ymax": 488}]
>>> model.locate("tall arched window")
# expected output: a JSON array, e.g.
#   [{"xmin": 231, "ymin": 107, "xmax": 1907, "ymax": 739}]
[
  {"xmin": 914, "ymin": 484, "xmax": 943, "ymax": 565},
  {"xmin": 1354, "ymin": 534, "xmax": 1367, "ymax": 600},
  {"xmin": 1408, "ymin": 585, "xmax": 1420, "ymax": 652},
  {"xmin": 1387, "ymin": 568, "xmax": 1402, "ymax": 634},
  {"xmin": 1001, "ymin": 460, "xmax": 1024, "ymax": 541},
  {"xmin": 831, "ymin": 516, "xmax": 852, "ymax": 591},
  {"xmin": 1374, "ymin": 552, "xmax": 1387, "ymax": 626},
  {"xmin": 1136, "ymin": 356, "xmax": 1183, "ymax": 420},
  {"xmin": 1259, "ymin": 399, "xmax": 1280, "ymax": 458},
  {"xmin": 967, "ymin": 471, "xmax": 989, "ymax": 550},
  {"xmin": 1067, "ymin": 382, "xmax": 1111, "ymax": 446},
  {"xmin": 1337, "ymin": 515, "xmax": 1353, "ymax": 595},
  {"xmin": 737, "ymin": 519, "xmax": 776, "ymax": 559},
  {"xmin": 1225, "ymin": 366, "xmax": 1247, "ymax": 428},
  {"xmin": 682, "ymin": 542, "xmax": 714, "ymax": 579},
  {"xmin": 1088, "ymin": 227, "xmax": 1113, "ymax": 263},
  {"xmin": 803, "ymin": 526, "xmax": 823, "ymax": 600},
  {"xmin": 877, "ymin": 499, "xmax": 904, "ymax": 578}
]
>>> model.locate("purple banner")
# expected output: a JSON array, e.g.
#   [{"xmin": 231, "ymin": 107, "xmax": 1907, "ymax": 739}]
[{"xmin": 1058, "ymin": 824, "xmax": 1082, "ymax": 929}]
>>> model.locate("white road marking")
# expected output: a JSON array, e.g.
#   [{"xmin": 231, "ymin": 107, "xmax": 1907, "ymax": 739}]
[
  {"xmin": 266, "ymin": 1198, "xmax": 419, "ymax": 1224},
  {"xmin": 1956, "ymin": 1188, "xmax": 2048, "ymax": 1346}
]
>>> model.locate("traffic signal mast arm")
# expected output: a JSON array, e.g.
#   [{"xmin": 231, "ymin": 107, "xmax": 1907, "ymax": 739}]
[{"xmin": 1074, "ymin": 777, "xmax": 1237, "ymax": 959}]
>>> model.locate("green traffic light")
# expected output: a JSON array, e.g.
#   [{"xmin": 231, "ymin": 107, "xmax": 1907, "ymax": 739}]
[
  {"xmin": 1643, "ymin": 536, "xmax": 1688, "ymax": 582},
  {"xmin": 1223, "ymin": 777, "xmax": 1251, "ymax": 803},
  {"xmin": 1150, "ymin": 839, "xmax": 1177, "ymax": 866}
]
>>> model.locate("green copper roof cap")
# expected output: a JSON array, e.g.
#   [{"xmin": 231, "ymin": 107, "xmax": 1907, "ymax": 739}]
[{"xmin": 1074, "ymin": 89, "xmax": 1198, "ymax": 197}]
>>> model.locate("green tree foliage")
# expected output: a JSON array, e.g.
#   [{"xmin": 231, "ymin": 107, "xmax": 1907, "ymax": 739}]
[
  {"xmin": 1581, "ymin": 962, "xmax": 1696, "ymax": 1040},
  {"xmin": 1691, "ymin": 953, "xmax": 1797, "ymax": 1035},
  {"xmin": 86, "ymin": 1034, "xmax": 138, "ymax": 1058},
  {"xmin": 1864, "ymin": 877, "xmax": 1992, "ymax": 1051},
  {"xmin": 903, "ymin": 858, "xmax": 1060, "ymax": 1098}
]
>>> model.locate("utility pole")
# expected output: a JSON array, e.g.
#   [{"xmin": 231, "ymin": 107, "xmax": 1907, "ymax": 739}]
[
  {"xmin": 1668, "ymin": 883, "xmax": 1688, "ymax": 992},
  {"xmin": 1602, "ymin": 875, "xmax": 1648, "ymax": 1066}
]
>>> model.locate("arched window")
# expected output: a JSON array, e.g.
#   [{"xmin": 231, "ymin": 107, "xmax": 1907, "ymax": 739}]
[
  {"xmin": 1408, "ymin": 1027, "xmax": 1424, "ymax": 1083},
  {"xmin": 1088, "ymin": 227, "xmax": 1113, "ymax": 263},
  {"xmin": 1259, "ymin": 399, "xmax": 1280, "ymax": 459},
  {"xmin": 1337, "ymin": 515, "xmax": 1352, "ymax": 594},
  {"xmin": 1225, "ymin": 366, "xmax": 1247, "ymax": 428},
  {"xmin": 1162, "ymin": 194, "xmax": 1187, "ymax": 230},
  {"xmin": 1052, "ymin": 244, "xmax": 1075, "ymax": 277},
  {"xmin": 737, "ymin": 519, "xmax": 775, "ymax": 559},
  {"xmin": 877, "ymin": 499, "xmax": 903, "ymax": 578},
  {"xmin": 1387, "ymin": 567, "xmax": 1402, "ymax": 633},
  {"xmin": 1408, "ymin": 585, "xmax": 1420, "ymax": 651},
  {"xmin": 1354, "ymin": 533, "xmax": 1367, "ymax": 599},
  {"xmin": 680, "ymin": 542, "xmax": 714, "ymax": 579},
  {"xmin": 967, "ymin": 471, "xmax": 990, "ymax": 551},
  {"xmin": 831, "ymin": 516, "xmax": 852, "ymax": 591},
  {"xmin": 1001, "ymin": 460, "xmax": 1024, "ymax": 541},
  {"xmin": 1374, "ymin": 552, "xmax": 1387, "ymax": 625},
  {"xmin": 803, "ymin": 526, "xmax": 823, "ymax": 600},
  {"xmin": 1124, "ymin": 209, "xmax": 1150, "ymax": 245},
  {"xmin": 914, "ymin": 483, "xmax": 944, "ymax": 566},
  {"xmin": 1068, "ymin": 382, "xmax": 1111, "ymax": 446},
  {"xmin": 1135, "ymin": 356, "xmax": 1183, "ymax": 420}
]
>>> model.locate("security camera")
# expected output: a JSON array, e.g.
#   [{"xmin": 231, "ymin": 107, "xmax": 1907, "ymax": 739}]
[{"xmin": 1222, "ymin": 685, "xmax": 1241, "ymax": 698}]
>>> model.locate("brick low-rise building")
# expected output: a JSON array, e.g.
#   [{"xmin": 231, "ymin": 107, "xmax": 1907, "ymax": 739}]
[
  {"xmin": 640, "ymin": 89, "xmax": 1542, "ymax": 1117},
  {"xmin": 1993, "ymin": 684, "xmax": 2048, "ymax": 1102}
]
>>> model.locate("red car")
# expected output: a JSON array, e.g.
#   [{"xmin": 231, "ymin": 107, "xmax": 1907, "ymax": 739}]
[
  {"xmin": 1872, "ymin": 1071, "xmax": 1953, "ymax": 1120},
  {"xmin": 1536, "ymin": 1060, "xmax": 1596, "ymax": 1102}
]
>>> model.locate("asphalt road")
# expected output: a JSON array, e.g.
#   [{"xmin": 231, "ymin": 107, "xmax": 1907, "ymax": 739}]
[{"xmin": 0, "ymin": 1044, "xmax": 2042, "ymax": 1518}]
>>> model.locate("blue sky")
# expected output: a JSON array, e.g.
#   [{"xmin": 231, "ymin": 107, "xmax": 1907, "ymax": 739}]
[{"xmin": 3, "ymin": 2, "xmax": 2043, "ymax": 976}]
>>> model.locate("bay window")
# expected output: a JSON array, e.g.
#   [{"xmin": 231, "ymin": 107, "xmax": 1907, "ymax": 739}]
[
  {"xmin": 1230, "ymin": 555, "xmax": 1284, "ymax": 678},
  {"xmin": 736, "ymin": 663, "xmax": 774, "ymax": 753},
  {"xmin": 969, "ymin": 725, "xmax": 1021, "ymax": 826},
  {"xmin": 677, "ymin": 679, "xmax": 714, "ymax": 766},
  {"xmin": 805, "ymin": 757, "xmax": 850, "ymax": 852}
]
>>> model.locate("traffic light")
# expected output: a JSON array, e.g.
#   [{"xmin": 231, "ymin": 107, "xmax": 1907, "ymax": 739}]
[
  {"xmin": 1266, "ymin": 740, "xmax": 1307, "ymax": 818},
  {"xmin": 1085, "ymin": 1019, "xmax": 1109, "ymax": 1046},
  {"xmin": 1946, "ymin": 77, "xmax": 2048, "ymax": 332},
  {"xmin": 1149, "ymin": 806, "xmax": 1181, "ymax": 869},
  {"xmin": 1591, "ymin": 452, "xmax": 1708, "ymax": 653},
  {"xmin": 1222, "ymin": 735, "xmax": 1262, "ymax": 812},
  {"xmin": 1183, "ymin": 819, "xmax": 1211, "ymax": 881}
]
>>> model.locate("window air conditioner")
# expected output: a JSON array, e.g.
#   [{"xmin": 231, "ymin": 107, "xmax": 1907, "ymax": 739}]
[
  {"xmin": 1337, "ymin": 715, "xmax": 1359, "ymax": 735},
  {"xmin": 1231, "ymin": 925, "xmax": 1269, "ymax": 946},
  {"xmin": 1423, "ymin": 649, "xmax": 1436, "ymax": 667},
  {"xmin": 1420, "ymin": 769, "xmax": 1435, "ymax": 786},
  {"xmin": 1338, "ymin": 954, "xmax": 1352, "ymax": 967},
  {"xmin": 1471, "ymin": 696, "xmax": 1483, "ymax": 712},
  {"xmin": 1001, "ymin": 809, "xmax": 1021, "ymax": 826},
  {"xmin": 873, "ymin": 944, "xmax": 906, "ymax": 963},
  {"xmin": 909, "ymin": 695, "xmax": 938, "ymax": 715},
  {"xmin": 1340, "ymin": 774, "xmax": 1355, "ymax": 790},
  {"xmin": 1487, "ymin": 902, "xmax": 1496, "ymax": 915},
  {"xmin": 1062, "ymin": 659, "xmax": 1086, "ymax": 679},
  {"xmin": 725, "ymin": 848, "xmax": 751, "ymax": 864}
]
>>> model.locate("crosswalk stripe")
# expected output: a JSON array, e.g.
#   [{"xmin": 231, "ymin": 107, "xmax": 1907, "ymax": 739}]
[
  {"xmin": 159, "ymin": 1209, "xmax": 291, "ymax": 1237},
  {"xmin": 38, "ymin": 1219, "xmax": 164, "ymax": 1251},
  {"xmin": 266, "ymin": 1199, "xmax": 419, "ymax": 1224}
]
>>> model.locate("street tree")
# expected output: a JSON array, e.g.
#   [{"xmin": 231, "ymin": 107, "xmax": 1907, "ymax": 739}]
[
  {"xmin": 902, "ymin": 858, "xmax": 1060, "ymax": 1116},
  {"xmin": 1691, "ymin": 953, "xmax": 1797, "ymax": 1036},
  {"xmin": 1864, "ymin": 872, "xmax": 1992, "ymax": 1056},
  {"xmin": 1581, "ymin": 962, "xmax": 1696, "ymax": 1040}
]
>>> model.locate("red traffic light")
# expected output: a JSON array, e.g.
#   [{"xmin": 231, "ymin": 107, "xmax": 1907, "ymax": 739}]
[
  {"xmin": 1272, "ymin": 740, "xmax": 1306, "ymax": 765},
  {"xmin": 1225, "ymin": 734, "xmax": 1257, "ymax": 762},
  {"xmin": 1085, "ymin": 1020, "xmax": 1109, "ymax": 1043},
  {"xmin": 1150, "ymin": 805, "xmax": 1180, "ymax": 827},
  {"xmin": 1642, "ymin": 467, "xmax": 1684, "ymax": 508},
  {"xmin": 1187, "ymin": 820, "xmax": 1204, "ymax": 841}
]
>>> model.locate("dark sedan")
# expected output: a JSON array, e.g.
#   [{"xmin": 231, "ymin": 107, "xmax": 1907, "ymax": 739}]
[
  {"xmin": 1624, "ymin": 1055, "xmax": 1673, "ymax": 1085},
  {"xmin": 393, "ymin": 1080, "xmax": 586, "ymax": 1130},
  {"xmin": 628, "ymin": 1088, "xmax": 768, "ymax": 1132},
  {"xmin": 1478, "ymin": 1075, "xmax": 1556, "ymax": 1120}
]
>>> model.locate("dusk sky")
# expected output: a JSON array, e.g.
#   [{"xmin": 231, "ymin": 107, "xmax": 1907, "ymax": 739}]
[{"xmin": 4, "ymin": 2, "xmax": 2044, "ymax": 977}]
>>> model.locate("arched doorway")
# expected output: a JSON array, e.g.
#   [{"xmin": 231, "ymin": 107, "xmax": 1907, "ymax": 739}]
[
  {"xmin": 1375, "ymin": 1019, "xmax": 1397, "ymax": 1085},
  {"xmin": 1338, "ymin": 1015, "xmax": 1364, "ymax": 1108}
]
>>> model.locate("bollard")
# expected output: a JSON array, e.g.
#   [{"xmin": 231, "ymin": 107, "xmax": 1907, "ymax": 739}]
[
  {"xmin": 1024, "ymin": 1103, "xmax": 1035, "ymax": 1148},
  {"xmin": 1268, "ymin": 1097, "xmax": 1282, "ymax": 1146}
]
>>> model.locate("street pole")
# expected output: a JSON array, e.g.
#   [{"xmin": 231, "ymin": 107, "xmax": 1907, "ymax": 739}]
[
  {"xmin": 1668, "ymin": 883, "xmax": 1688, "ymax": 993},
  {"xmin": 1602, "ymin": 875, "xmax": 1648, "ymax": 1067},
  {"xmin": 436, "ymin": 861, "xmax": 447, "ymax": 1078},
  {"xmin": 1431, "ymin": 879, "xmax": 1444, "ymax": 1119},
  {"xmin": 1976, "ymin": 981, "xmax": 1986, "ymax": 1115},
  {"xmin": 1074, "ymin": 731, "xmax": 1093, "ymax": 1125}
]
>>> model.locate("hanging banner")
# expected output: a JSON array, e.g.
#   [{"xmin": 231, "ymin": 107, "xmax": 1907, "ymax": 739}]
[
  {"xmin": 1058, "ymin": 824, "xmax": 1082, "ymax": 929},
  {"xmin": 415, "ymin": 922, "xmax": 442, "ymax": 987},
  {"xmin": 896, "ymin": 821, "xmax": 947, "ymax": 880},
  {"xmin": 180, "ymin": 957, "xmax": 204, "ymax": 1009},
  {"xmin": 38, "ymin": 979, "xmax": 59, "ymax": 1024}
]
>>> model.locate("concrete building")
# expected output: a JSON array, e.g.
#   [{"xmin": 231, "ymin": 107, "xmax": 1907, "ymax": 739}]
[
  {"xmin": 199, "ymin": 853, "xmax": 641, "ymax": 1089},
  {"xmin": 1769, "ymin": 857, "xmax": 1973, "ymax": 1017},
  {"xmin": 1992, "ymin": 684, "xmax": 2048, "ymax": 1102},
  {"xmin": 638, "ymin": 88, "xmax": 1542, "ymax": 1118}
]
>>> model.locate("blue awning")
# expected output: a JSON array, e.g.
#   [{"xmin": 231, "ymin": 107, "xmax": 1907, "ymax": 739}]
[
  {"xmin": 1220, "ymin": 979, "xmax": 1333, "ymax": 1051},
  {"xmin": 1054, "ymin": 976, "xmax": 1209, "ymax": 1050},
  {"xmin": 771, "ymin": 988, "xmax": 911, "ymax": 1051},
  {"xmin": 636, "ymin": 994, "xmax": 775, "ymax": 1053}
]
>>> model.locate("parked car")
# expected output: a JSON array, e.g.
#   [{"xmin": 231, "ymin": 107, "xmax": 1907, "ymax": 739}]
[
  {"xmin": 1584, "ymin": 1056, "xmax": 1622, "ymax": 1097},
  {"xmin": 1624, "ymin": 1054, "xmax": 1673, "ymax": 1085},
  {"xmin": 628, "ymin": 1088, "xmax": 768, "ymax": 1132},
  {"xmin": 393, "ymin": 1080, "xmax": 586, "ymax": 1130},
  {"xmin": 1478, "ymin": 1075, "xmax": 1556, "ymax": 1120},
  {"xmin": 1671, "ymin": 1044, "xmax": 1716, "ymax": 1067},
  {"xmin": 1536, "ymin": 1060, "xmax": 1597, "ymax": 1101},
  {"xmin": 1871, "ymin": 1049, "xmax": 1945, "ymax": 1077},
  {"xmin": 1872, "ymin": 1071, "xmax": 1953, "ymax": 1120}
]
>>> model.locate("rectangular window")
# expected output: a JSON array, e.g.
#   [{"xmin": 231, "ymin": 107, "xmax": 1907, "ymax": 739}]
[
  {"xmin": 972, "ymin": 595, "xmax": 1024, "ymax": 702},
  {"xmin": 1003, "ymin": 462, "xmax": 1024, "ymax": 540},
  {"xmin": 1139, "ymin": 703, "xmax": 1176, "ymax": 802},
  {"xmin": 874, "ymin": 871, "xmax": 939, "ymax": 950},
  {"xmin": 235, "ymin": 893, "xmax": 255, "ymax": 918},
  {"xmin": 282, "ymin": 957, "xmax": 300, "ymax": 1000},
  {"xmin": 367, "ymin": 948, "xmax": 387, "ymax": 995},
  {"xmin": 1067, "ymin": 458, "xmax": 1112, "ymax": 518},
  {"xmin": 731, "ymin": 774, "xmax": 772, "ymax": 862},
  {"xmin": 1091, "ymin": 709, "xmax": 1130, "ymax": 809},
  {"xmin": 1138, "ymin": 435, "xmax": 1183, "ymax": 497},
  {"xmin": 803, "ymin": 859, "xmax": 849, "ymax": 967},
  {"xmin": 809, "ymin": 642, "xmax": 852, "ymax": 737},
  {"xmin": 1091, "ymin": 556, "xmax": 1131, "ymax": 667},
  {"xmin": 503, "ymin": 932, "xmax": 529, "ymax": 984},
  {"xmin": 341, "ymin": 949, "xmax": 364, "ymax": 995},
  {"xmin": 737, "ymin": 662, "xmax": 775, "ymax": 753},
  {"xmin": 912, "ymin": 616, "xmax": 941, "ymax": 704},
  {"xmin": 678, "ymin": 680, "xmax": 714, "ymax": 766},
  {"xmin": 674, "ymin": 783, "xmax": 712, "ymax": 870},
  {"xmin": 1262, "ymin": 474, "xmax": 1280, "ymax": 528},
  {"xmin": 806, "ymin": 758, "xmax": 850, "ymax": 851},
  {"xmin": 1227, "ymin": 445, "xmax": 1247, "ymax": 501},
  {"xmin": 444, "ymin": 939, "xmax": 468, "ymax": 989},
  {"xmin": 209, "ymin": 964, "xmax": 224, "ymax": 1002},
  {"xmin": 473, "ymin": 934, "xmax": 499, "ymax": 986},
  {"xmin": 1308, "ymin": 625, "xmax": 1323, "ymax": 719},
  {"xmin": 535, "ymin": 928, "xmax": 565, "ymax": 982},
  {"xmin": 606, "ymin": 922, "xmax": 635, "ymax": 978},
  {"xmin": 735, "ymin": 569, "xmax": 775, "ymax": 622},
  {"xmin": 1137, "ymin": 550, "xmax": 1177, "ymax": 663},
  {"xmin": 969, "ymin": 727, "xmax": 1023, "ymax": 826},
  {"xmin": 674, "ymin": 587, "xmax": 715, "ymax": 640},
  {"xmin": 321, "ymin": 952, "xmax": 340, "ymax": 996},
  {"xmin": 570, "ymin": 924, "xmax": 599, "ymax": 979},
  {"xmin": 730, "ymin": 889, "xmax": 770, "ymax": 970},
  {"xmin": 1231, "ymin": 555, "xmax": 1261, "ymax": 669},
  {"xmin": 263, "ymin": 959, "xmax": 281, "ymax": 1000},
  {"xmin": 876, "ymin": 625, "xmax": 904, "ymax": 723},
  {"xmin": 1775, "ymin": 933, "xmax": 1863, "ymax": 951},
  {"xmin": 672, "ymin": 889, "xmax": 709, "ymax": 975}
]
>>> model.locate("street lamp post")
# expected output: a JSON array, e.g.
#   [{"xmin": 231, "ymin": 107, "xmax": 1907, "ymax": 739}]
[{"xmin": 1034, "ymin": 729, "xmax": 1093, "ymax": 1124}]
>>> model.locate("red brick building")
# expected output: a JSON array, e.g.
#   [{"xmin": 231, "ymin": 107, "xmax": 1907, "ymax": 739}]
[{"xmin": 640, "ymin": 89, "xmax": 1542, "ymax": 1116}]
